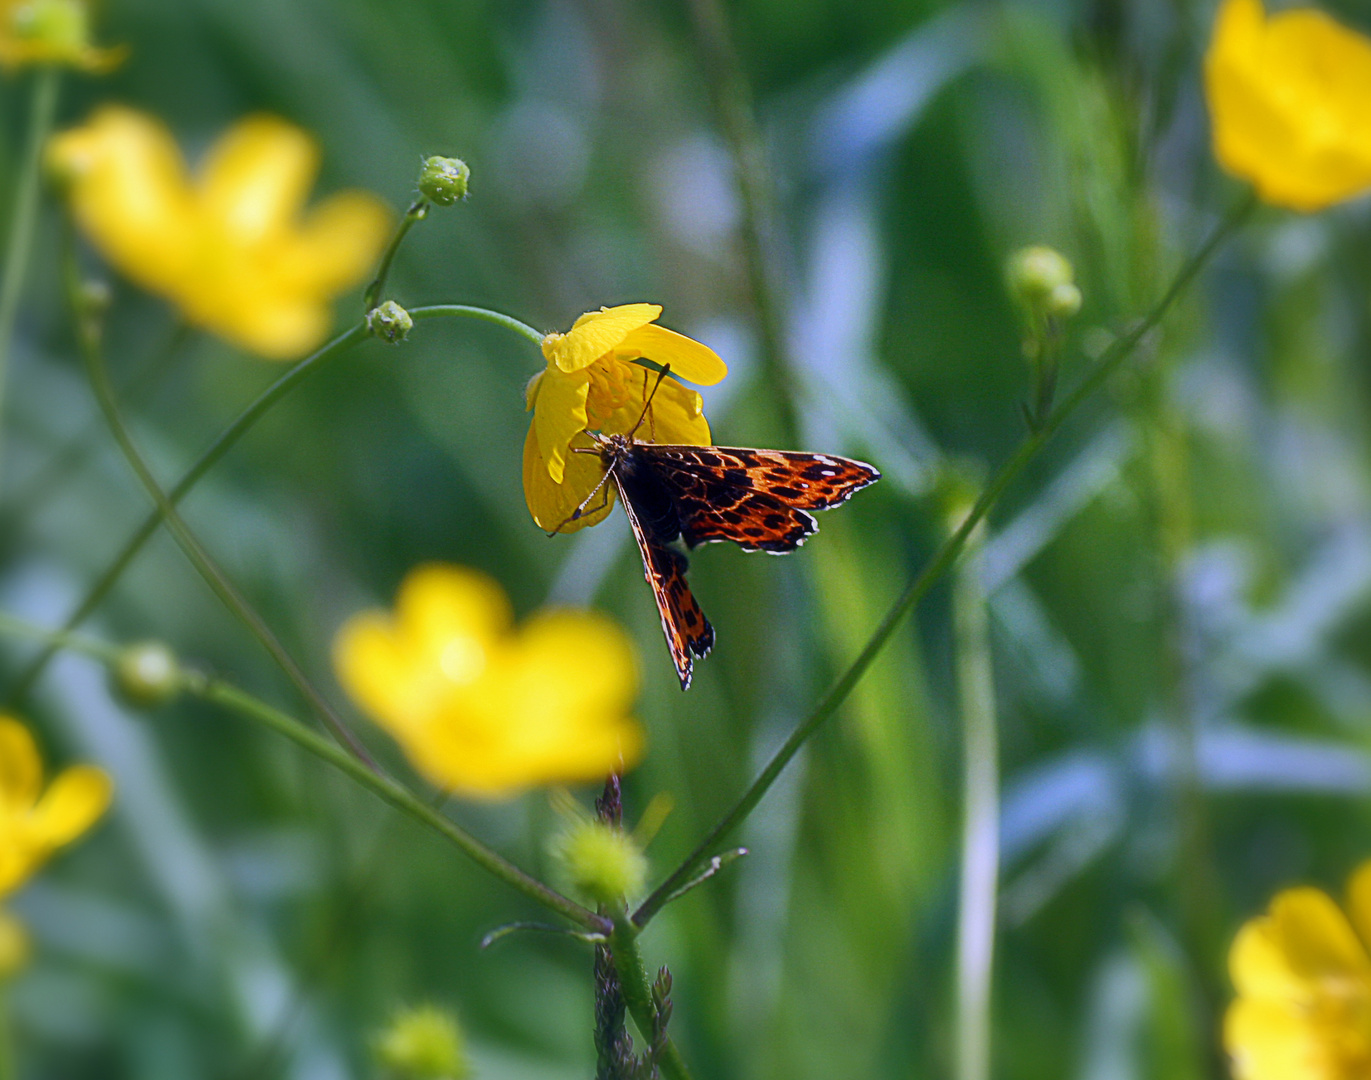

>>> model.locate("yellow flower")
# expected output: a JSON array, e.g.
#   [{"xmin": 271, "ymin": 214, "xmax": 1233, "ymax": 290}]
[
  {"xmin": 48, "ymin": 106, "xmax": 391, "ymax": 359},
  {"xmin": 523, "ymin": 304, "xmax": 727, "ymax": 533},
  {"xmin": 334, "ymin": 564, "xmax": 643, "ymax": 800},
  {"xmin": 1206, "ymin": 0, "xmax": 1371, "ymax": 211},
  {"xmin": 0, "ymin": 715, "xmax": 111, "ymax": 898},
  {"xmin": 0, "ymin": 0, "xmax": 123, "ymax": 72},
  {"xmin": 1226, "ymin": 860, "xmax": 1371, "ymax": 1078}
]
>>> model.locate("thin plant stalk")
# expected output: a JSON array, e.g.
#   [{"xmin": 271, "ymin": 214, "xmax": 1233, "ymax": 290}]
[
  {"xmin": 0, "ymin": 65, "xmax": 62, "ymax": 492},
  {"xmin": 5, "ymin": 303, "xmax": 542, "ymax": 704},
  {"xmin": 0, "ymin": 608, "xmax": 604, "ymax": 933},
  {"xmin": 364, "ymin": 198, "xmax": 428, "ymax": 310},
  {"xmin": 63, "ymin": 227, "xmax": 380, "ymax": 769},
  {"xmin": 634, "ymin": 193, "xmax": 1257, "ymax": 928},
  {"xmin": 953, "ymin": 518, "xmax": 998, "ymax": 1080},
  {"xmin": 608, "ymin": 916, "xmax": 693, "ymax": 1080}
]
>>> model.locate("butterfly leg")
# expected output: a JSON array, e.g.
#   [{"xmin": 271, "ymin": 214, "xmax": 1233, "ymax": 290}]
[{"xmin": 546, "ymin": 465, "xmax": 616, "ymax": 537}]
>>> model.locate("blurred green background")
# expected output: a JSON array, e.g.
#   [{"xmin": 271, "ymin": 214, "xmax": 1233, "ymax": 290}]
[{"xmin": 6, "ymin": 0, "xmax": 1371, "ymax": 1077}]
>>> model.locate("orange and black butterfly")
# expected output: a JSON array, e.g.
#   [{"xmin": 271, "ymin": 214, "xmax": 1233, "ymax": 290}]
[{"xmin": 557, "ymin": 372, "xmax": 880, "ymax": 688}]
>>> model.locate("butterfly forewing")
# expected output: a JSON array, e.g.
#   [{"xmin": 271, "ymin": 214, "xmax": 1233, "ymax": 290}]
[
  {"xmin": 641, "ymin": 446, "xmax": 881, "ymax": 552},
  {"xmin": 611, "ymin": 470, "xmax": 715, "ymax": 689}
]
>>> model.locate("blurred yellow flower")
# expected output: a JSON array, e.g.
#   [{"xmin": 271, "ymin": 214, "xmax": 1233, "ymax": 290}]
[
  {"xmin": 0, "ymin": 714, "xmax": 111, "ymax": 899},
  {"xmin": 334, "ymin": 564, "xmax": 642, "ymax": 800},
  {"xmin": 48, "ymin": 106, "xmax": 391, "ymax": 359},
  {"xmin": 0, "ymin": 0, "xmax": 123, "ymax": 72},
  {"xmin": 1206, "ymin": 0, "xmax": 1371, "ymax": 211},
  {"xmin": 523, "ymin": 304, "xmax": 726, "ymax": 533},
  {"xmin": 1226, "ymin": 860, "xmax": 1371, "ymax": 1078}
]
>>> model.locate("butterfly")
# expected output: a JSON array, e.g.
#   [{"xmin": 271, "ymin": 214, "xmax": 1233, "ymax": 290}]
[{"xmin": 556, "ymin": 375, "xmax": 880, "ymax": 688}]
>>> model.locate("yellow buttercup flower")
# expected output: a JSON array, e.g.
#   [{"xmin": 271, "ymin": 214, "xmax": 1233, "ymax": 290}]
[
  {"xmin": 48, "ymin": 106, "xmax": 391, "ymax": 359},
  {"xmin": 334, "ymin": 564, "xmax": 643, "ymax": 800},
  {"xmin": 523, "ymin": 304, "xmax": 727, "ymax": 533},
  {"xmin": 0, "ymin": 0, "xmax": 123, "ymax": 72},
  {"xmin": 1226, "ymin": 860, "xmax": 1371, "ymax": 1078},
  {"xmin": 0, "ymin": 714, "xmax": 111, "ymax": 899},
  {"xmin": 1206, "ymin": 0, "xmax": 1371, "ymax": 211}
]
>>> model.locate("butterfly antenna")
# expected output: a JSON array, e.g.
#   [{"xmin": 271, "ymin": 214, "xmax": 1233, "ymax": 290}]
[{"xmin": 628, "ymin": 364, "xmax": 671, "ymax": 442}]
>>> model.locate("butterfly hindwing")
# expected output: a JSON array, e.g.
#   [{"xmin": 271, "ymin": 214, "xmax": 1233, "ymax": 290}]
[
  {"xmin": 612, "ymin": 471, "xmax": 715, "ymax": 689},
  {"xmin": 639, "ymin": 446, "xmax": 881, "ymax": 552}
]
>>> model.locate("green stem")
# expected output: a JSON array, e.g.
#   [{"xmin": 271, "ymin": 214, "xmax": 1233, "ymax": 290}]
[
  {"xmin": 0, "ymin": 983, "xmax": 14, "ymax": 1080},
  {"xmin": 634, "ymin": 193, "xmax": 1257, "ymax": 928},
  {"xmin": 190, "ymin": 675, "xmax": 605, "ymax": 931},
  {"xmin": 5, "ymin": 302, "xmax": 541, "ymax": 705},
  {"xmin": 608, "ymin": 917, "xmax": 693, "ymax": 1080},
  {"xmin": 953, "ymin": 520, "xmax": 998, "ymax": 1080},
  {"xmin": 364, "ymin": 198, "xmax": 428, "ymax": 311},
  {"xmin": 410, "ymin": 303, "xmax": 544, "ymax": 346},
  {"xmin": 0, "ymin": 607, "xmax": 604, "ymax": 932},
  {"xmin": 63, "ymin": 227, "xmax": 380, "ymax": 769},
  {"xmin": 0, "ymin": 65, "xmax": 61, "ymax": 493}
]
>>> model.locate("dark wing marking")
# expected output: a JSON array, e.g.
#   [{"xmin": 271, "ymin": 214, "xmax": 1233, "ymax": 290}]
[
  {"xmin": 612, "ymin": 470, "xmax": 715, "ymax": 689},
  {"xmin": 639, "ymin": 445, "xmax": 880, "ymax": 553}
]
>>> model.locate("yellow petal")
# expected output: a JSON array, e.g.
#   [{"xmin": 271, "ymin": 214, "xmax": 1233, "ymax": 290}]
[
  {"xmin": 532, "ymin": 366, "xmax": 591, "ymax": 484},
  {"xmin": 198, "ymin": 114, "xmax": 318, "ymax": 243},
  {"xmin": 522, "ymin": 421, "xmax": 616, "ymax": 533},
  {"xmin": 1267, "ymin": 886, "xmax": 1371, "ymax": 981},
  {"xmin": 275, "ymin": 190, "xmax": 393, "ymax": 295},
  {"xmin": 616, "ymin": 323, "xmax": 727, "ymax": 386},
  {"xmin": 595, "ymin": 361, "xmax": 712, "ymax": 446},
  {"xmin": 0, "ymin": 717, "xmax": 41, "ymax": 816},
  {"xmin": 1230, "ymin": 919, "xmax": 1305, "ymax": 1001},
  {"xmin": 29, "ymin": 765, "xmax": 111, "ymax": 848},
  {"xmin": 1206, "ymin": 0, "xmax": 1371, "ymax": 211},
  {"xmin": 542, "ymin": 304, "xmax": 662, "ymax": 373},
  {"xmin": 48, "ymin": 106, "xmax": 196, "ymax": 296},
  {"xmin": 334, "ymin": 565, "xmax": 513, "ymax": 736},
  {"xmin": 1224, "ymin": 996, "xmax": 1323, "ymax": 1080},
  {"xmin": 1348, "ymin": 859, "xmax": 1371, "ymax": 952}
]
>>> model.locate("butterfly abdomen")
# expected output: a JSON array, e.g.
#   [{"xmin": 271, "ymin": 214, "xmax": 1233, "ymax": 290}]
[{"xmin": 616, "ymin": 450, "xmax": 683, "ymax": 546}]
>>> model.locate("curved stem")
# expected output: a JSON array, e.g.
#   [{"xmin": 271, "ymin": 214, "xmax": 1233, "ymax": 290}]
[
  {"xmin": 410, "ymin": 303, "xmax": 545, "ymax": 347},
  {"xmin": 364, "ymin": 198, "xmax": 428, "ymax": 311},
  {"xmin": 633, "ymin": 193, "xmax": 1257, "ymax": 928},
  {"xmin": 5, "ymin": 302, "xmax": 542, "ymax": 704},
  {"xmin": 608, "ymin": 917, "xmax": 694, "ymax": 1080},
  {"xmin": 0, "ymin": 65, "xmax": 61, "ymax": 493},
  {"xmin": 64, "ymin": 228, "xmax": 380, "ymax": 769}
]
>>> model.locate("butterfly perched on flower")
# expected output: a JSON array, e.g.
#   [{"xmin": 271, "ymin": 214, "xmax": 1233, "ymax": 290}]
[{"xmin": 557, "ymin": 377, "xmax": 880, "ymax": 688}]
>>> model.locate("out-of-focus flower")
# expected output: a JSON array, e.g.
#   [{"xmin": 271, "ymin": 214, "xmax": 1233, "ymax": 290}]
[
  {"xmin": 334, "ymin": 564, "xmax": 642, "ymax": 799},
  {"xmin": 48, "ymin": 106, "xmax": 391, "ymax": 359},
  {"xmin": 374, "ymin": 1004, "xmax": 471, "ymax": 1080},
  {"xmin": 0, "ymin": 911, "xmax": 28, "ymax": 979},
  {"xmin": 0, "ymin": 0, "xmax": 123, "ymax": 72},
  {"xmin": 523, "ymin": 304, "xmax": 726, "ymax": 533},
  {"xmin": 1206, "ymin": 0, "xmax": 1371, "ymax": 211},
  {"xmin": 0, "ymin": 714, "xmax": 111, "ymax": 898},
  {"xmin": 1226, "ymin": 860, "xmax": 1371, "ymax": 1078}
]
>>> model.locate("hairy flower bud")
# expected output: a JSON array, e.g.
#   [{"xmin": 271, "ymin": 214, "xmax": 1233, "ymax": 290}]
[
  {"xmin": 112, "ymin": 641, "xmax": 181, "ymax": 708},
  {"xmin": 374, "ymin": 1004, "xmax": 470, "ymax": 1080},
  {"xmin": 554, "ymin": 818, "xmax": 647, "ymax": 907},
  {"xmin": 1007, "ymin": 246, "xmax": 1075, "ymax": 307},
  {"xmin": 367, "ymin": 300, "xmax": 413, "ymax": 344},
  {"xmin": 417, "ymin": 156, "xmax": 470, "ymax": 206}
]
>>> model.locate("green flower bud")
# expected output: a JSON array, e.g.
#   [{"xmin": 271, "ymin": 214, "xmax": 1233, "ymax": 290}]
[
  {"xmin": 112, "ymin": 641, "xmax": 181, "ymax": 708},
  {"xmin": 417, "ymin": 156, "xmax": 470, "ymax": 206},
  {"xmin": 1007, "ymin": 246, "xmax": 1075, "ymax": 307},
  {"xmin": 1046, "ymin": 281, "xmax": 1082, "ymax": 320},
  {"xmin": 367, "ymin": 300, "xmax": 413, "ymax": 344},
  {"xmin": 553, "ymin": 818, "xmax": 647, "ymax": 907},
  {"xmin": 11, "ymin": 0, "xmax": 88, "ymax": 52},
  {"xmin": 375, "ymin": 1004, "xmax": 471, "ymax": 1080}
]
